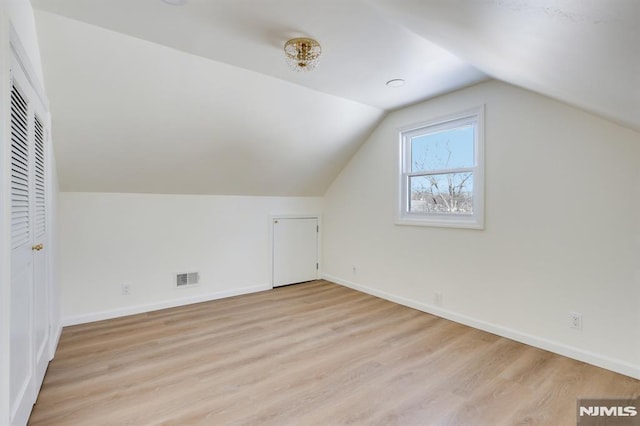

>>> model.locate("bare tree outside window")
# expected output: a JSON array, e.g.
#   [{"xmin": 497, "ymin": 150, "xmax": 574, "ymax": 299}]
[
  {"xmin": 409, "ymin": 172, "xmax": 473, "ymax": 214},
  {"xmin": 409, "ymin": 139, "xmax": 473, "ymax": 214}
]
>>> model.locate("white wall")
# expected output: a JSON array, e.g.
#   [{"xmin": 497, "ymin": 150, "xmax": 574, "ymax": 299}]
[
  {"xmin": 323, "ymin": 80, "xmax": 640, "ymax": 378},
  {"xmin": 58, "ymin": 192, "xmax": 323, "ymax": 324}
]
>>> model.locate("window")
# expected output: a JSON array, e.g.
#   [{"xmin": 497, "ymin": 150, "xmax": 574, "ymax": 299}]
[{"xmin": 397, "ymin": 107, "xmax": 484, "ymax": 229}]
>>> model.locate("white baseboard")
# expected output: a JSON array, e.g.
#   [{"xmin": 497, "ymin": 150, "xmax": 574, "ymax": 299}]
[
  {"xmin": 323, "ymin": 274, "xmax": 640, "ymax": 380},
  {"xmin": 49, "ymin": 324, "xmax": 63, "ymax": 360},
  {"xmin": 61, "ymin": 284, "xmax": 272, "ymax": 327}
]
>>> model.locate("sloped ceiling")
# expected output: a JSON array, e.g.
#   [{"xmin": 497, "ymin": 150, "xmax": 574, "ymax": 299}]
[
  {"xmin": 32, "ymin": 0, "xmax": 487, "ymax": 196},
  {"xmin": 365, "ymin": 0, "xmax": 640, "ymax": 132},
  {"xmin": 34, "ymin": 11, "xmax": 387, "ymax": 196},
  {"xmin": 31, "ymin": 0, "xmax": 639, "ymax": 196}
]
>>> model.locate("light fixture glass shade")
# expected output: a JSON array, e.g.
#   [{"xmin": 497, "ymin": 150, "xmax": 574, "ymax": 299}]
[{"xmin": 284, "ymin": 38, "xmax": 322, "ymax": 72}]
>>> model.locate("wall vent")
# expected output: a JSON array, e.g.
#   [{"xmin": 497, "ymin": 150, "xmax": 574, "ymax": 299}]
[{"xmin": 176, "ymin": 272, "xmax": 199, "ymax": 287}]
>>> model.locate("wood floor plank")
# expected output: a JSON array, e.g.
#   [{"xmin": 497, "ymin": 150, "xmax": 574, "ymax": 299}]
[{"xmin": 29, "ymin": 280, "xmax": 640, "ymax": 425}]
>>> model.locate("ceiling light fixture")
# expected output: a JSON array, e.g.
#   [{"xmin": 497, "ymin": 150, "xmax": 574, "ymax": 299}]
[
  {"xmin": 161, "ymin": 0, "xmax": 188, "ymax": 5},
  {"xmin": 284, "ymin": 38, "xmax": 322, "ymax": 72}
]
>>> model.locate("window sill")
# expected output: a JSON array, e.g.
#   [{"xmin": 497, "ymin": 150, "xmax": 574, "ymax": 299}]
[{"xmin": 395, "ymin": 216, "xmax": 484, "ymax": 230}]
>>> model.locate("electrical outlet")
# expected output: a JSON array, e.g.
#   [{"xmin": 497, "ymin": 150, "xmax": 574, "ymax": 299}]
[
  {"xmin": 435, "ymin": 292, "xmax": 443, "ymax": 307},
  {"xmin": 122, "ymin": 283, "xmax": 131, "ymax": 296},
  {"xmin": 569, "ymin": 312, "xmax": 582, "ymax": 330}
]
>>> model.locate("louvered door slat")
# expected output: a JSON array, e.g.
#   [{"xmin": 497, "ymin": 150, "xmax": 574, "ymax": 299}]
[
  {"xmin": 12, "ymin": 144, "xmax": 28, "ymax": 163},
  {"xmin": 12, "ymin": 166, "xmax": 28, "ymax": 180},
  {"xmin": 11, "ymin": 119, "xmax": 28, "ymax": 140},
  {"xmin": 10, "ymin": 205, "xmax": 28, "ymax": 213},
  {"xmin": 11, "ymin": 129, "xmax": 28, "ymax": 151},
  {"xmin": 11, "ymin": 221, "xmax": 29, "ymax": 233},
  {"xmin": 34, "ymin": 115, "xmax": 46, "ymax": 238},
  {"xmin": 11, "ymin": 84, "xmax": 30, "ymax": 249},
  {"xmin": 11, "ymin": 180, "xmax": 29, "ymax": 189}
]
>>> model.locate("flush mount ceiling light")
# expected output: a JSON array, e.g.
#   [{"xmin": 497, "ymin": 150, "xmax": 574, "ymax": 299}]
[
  {"xmin": 284, "ymin": 38, "xmax": 322, "ymax": 72},
  {"xmin": 162, "ymin": 0, "xmax": 187, "ymax": 5}
]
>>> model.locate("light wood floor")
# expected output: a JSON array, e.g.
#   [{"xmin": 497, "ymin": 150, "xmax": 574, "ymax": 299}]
[{"xmin": 30, "ymin": 280, "xmax": 639, "ymax": 425}]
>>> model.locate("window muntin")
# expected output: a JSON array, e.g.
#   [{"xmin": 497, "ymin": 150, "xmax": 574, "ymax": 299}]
[{"xmin": 398, "ymin": 107, "xmax": 484, "ymax": 228}]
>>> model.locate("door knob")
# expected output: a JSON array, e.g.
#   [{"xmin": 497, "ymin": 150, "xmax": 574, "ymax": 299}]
[{"xmin": 32, "ymin": 243, "xmax": 43, "ymax": 251}]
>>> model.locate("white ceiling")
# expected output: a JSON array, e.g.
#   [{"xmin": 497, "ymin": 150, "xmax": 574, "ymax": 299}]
[
  {"xmin": 31, "ymin": 0, "xmax": 639, "ymax": 196},
  {"xmin": 31, "ymin": 0, "xmax": 488, "ymax": 111},
  {"xmin": 366, "ymin": 0, "xmax": 640, "ymax": 132},
  {"xmin": 34, "ymin": 11, "xmax": 385, "ymax": 196}
]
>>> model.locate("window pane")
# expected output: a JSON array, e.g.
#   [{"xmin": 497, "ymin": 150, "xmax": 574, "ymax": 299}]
[
  {"xmin": 410, "ymin": 125, "xmax": 474, "ymax": 172},
  {"xmin": 409, "ymin": 173, "xmax": 474, "ymax": 214}
]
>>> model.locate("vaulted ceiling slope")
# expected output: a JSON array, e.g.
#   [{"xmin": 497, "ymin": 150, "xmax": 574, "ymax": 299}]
[
  {"xmin": 31, "ymin": 0, "xmax": 488, "ymax": 111},
  {"xmin": 34, "ymin": 11, "xmax": 387, "ymax": 196},
  {"xmin": 31, "ymin": 1, "xmax": 639, "ymax": 196},
  {"xmin": 31, "ymin": 0, "xmax": 487, "ymax": 196},
  {"xmin": 366, "ymin": 0, "xmax": 640, "ymax": 131}
]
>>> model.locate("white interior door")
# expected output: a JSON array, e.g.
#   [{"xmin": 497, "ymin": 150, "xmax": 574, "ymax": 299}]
[
  {"xmin": 32, "ymin": 113, "xmax": 49, "ymax": 394},
  {"xmin": 10, "ymin": 78, "xmax": 36, "ymax": 426},
  {"xmin": 272, "ymin": 217, "xmax": 318, "ymax": 287},
  {"xmin": 9, "ymin": 54, "xmax": 50, "ymax": 426}
]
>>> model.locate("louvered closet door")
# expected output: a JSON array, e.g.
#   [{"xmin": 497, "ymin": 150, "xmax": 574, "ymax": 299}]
[
  {"xmin": 32, "ymin": 112, "xmax": 50, "ymax": 394},
  {"xmin": 9, "ymin": 68, "xmax": 50, "ymax": 425},
  {"xmin": 10, "ymin": 82, "xmax": 35, "ymax": 425}
]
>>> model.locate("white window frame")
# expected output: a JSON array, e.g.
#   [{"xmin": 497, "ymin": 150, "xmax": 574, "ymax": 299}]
[{"xmin": 396, "ymin": 106, "xmax": 484, "ymax": 229}]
